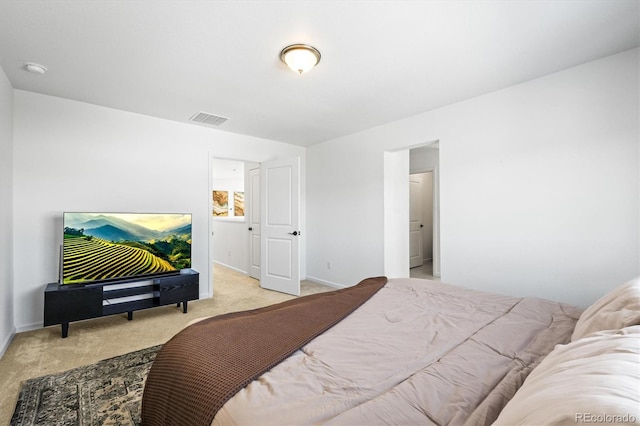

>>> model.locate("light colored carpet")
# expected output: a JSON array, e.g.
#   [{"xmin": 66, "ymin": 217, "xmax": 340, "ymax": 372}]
[{"xmin": 0, "ymin": 265, "xmax": 335, "ymax": 425}]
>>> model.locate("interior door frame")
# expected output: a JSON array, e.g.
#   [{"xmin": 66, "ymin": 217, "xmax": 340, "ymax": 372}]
[
  {"xmin": 208, "ymin": 153, "xmax": 302, "ymax": 297},
  {"xmin": 208, "ymin": 154, "xmax": 258, "ymax": 297},
  {"xmin": 247, "ymin": 165, "xmax": 261, "ymax": 279},
  {"xmin": 432, "ymin": 165, "xmax": 440, "ymax": 277},
  {"xmin": 383, "ymin": 141, "xmax": 440, "ymax": 279}
]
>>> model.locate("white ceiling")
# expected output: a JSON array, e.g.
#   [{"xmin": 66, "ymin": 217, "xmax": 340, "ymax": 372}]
[{"xmin": 0, "ymin": 1, "xmax": 638, "ymax": 147}]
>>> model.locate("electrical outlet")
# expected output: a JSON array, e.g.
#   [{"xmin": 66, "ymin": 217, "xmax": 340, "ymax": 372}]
[
  {"xmin": 327, "ymin": 261, "xmax": 332, "ymax": 269},
  {"xmin": 228, "ymin": 250, "xmax": 231, "ymax": 257}
]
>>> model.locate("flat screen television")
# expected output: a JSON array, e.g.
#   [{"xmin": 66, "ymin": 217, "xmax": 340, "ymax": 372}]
[{"xmin": 62, "ymin": 212, "xmax": 192, "ymax": 285}]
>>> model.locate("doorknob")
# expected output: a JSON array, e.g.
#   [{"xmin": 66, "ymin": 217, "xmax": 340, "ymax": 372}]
[
  {"xmin": 248, "ymin": 227, "xmax": 253, "ymax": 231},
  {"xmin": 288, "ymin": 231, "xmax": 299, "ymax": 236}
]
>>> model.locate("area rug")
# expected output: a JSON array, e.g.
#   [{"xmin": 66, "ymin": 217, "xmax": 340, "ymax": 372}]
[{"xmin": 11, "ymin": 345, "xmax": 161, "ymax": 426}]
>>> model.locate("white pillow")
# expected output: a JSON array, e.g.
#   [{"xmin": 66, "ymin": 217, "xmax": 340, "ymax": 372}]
[
  {"xmin": 493, "ymin": 326, "xmax": 640, "ymax": 426},
  {"xmin": 571, "ymin": 277, "xmax": 640, "ymax": 341}
]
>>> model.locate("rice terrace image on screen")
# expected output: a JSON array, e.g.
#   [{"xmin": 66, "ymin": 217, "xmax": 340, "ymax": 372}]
[{"xmin": 62, "ymin": 213, "xmax": 192, "ymax": 284}]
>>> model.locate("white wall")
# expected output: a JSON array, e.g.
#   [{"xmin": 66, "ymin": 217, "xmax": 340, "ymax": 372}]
[
  {"xmin": 307, "ymin": 48, "xmax": 640, "ymax": 308},
  {"xmin": 12, "ymin": 91, "xmax": 305, "ymax": 331},
  {"xmin": 0, "ymin": 65, "xmax": 14, "ymax": 355},
  {"xmin": 212, "ymin": 220, "xmax": 249, "ymax": 273},
  {"xmin": 410, "ymin": 145, "xmax": 440, "ymax": 173}
]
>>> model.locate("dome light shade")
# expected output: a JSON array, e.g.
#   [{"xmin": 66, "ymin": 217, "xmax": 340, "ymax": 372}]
[
  {"xmin": 280, "ymin": 44, "xmax": 321, "ymax": 74},
  {"xmin": 24, "ymin": 62, "xmax": 47, "ymax": 74}
]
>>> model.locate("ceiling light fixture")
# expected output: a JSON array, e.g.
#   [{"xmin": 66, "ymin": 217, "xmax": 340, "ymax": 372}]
[
  {"xmin": 280, "ymin": 44, "xmax": 321, "ymax": 74},
  {"xmin": 24, "ymin": 62, "xmax": 48, "ymax": 75}
]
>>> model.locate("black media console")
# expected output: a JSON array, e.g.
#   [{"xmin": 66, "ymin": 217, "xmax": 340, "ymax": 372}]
[{"xmin": 44, "ymin": 269, "xmax": 199, "ymax": 338}]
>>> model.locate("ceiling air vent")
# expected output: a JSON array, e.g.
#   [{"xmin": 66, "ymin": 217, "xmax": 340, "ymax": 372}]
[{"xmin": 189, "ymin": 111, "xmax": 228, "ymax": 126}]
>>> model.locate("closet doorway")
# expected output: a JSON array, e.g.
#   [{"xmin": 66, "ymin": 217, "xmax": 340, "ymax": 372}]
[
  {"xmin": 409, "ymin": 144, "xmax": 440, "ymax": 279},
  {"xmin": 382, "ymin": 142, "xmax": 440, "ymax": 280}
]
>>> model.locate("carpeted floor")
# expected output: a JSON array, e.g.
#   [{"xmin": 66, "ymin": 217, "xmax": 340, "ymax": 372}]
[{"xmin": 1, "ymin": 265, "xmax": 335, "ymax": 426}]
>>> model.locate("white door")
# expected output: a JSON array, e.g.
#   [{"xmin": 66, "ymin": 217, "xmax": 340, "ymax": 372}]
[
  {"xmin": 260, "ymin": 157, "xmax": 300, "ymax": 296},
  {"xmin": 248, "ymin": 167, "xmax": 261, "ymax": 280},
  {"xmin": 409, "ymin": 175, "xmax": 424, "ymax": 268}
]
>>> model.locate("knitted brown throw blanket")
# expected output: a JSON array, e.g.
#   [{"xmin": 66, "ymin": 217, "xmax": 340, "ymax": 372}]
[{"xmin": 141, "ymin": 276, "xmax": 387, "ymax": 426}]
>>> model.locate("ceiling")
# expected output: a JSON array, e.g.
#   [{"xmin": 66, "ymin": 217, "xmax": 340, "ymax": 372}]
[{"xmin": 0, "ymin": 1, "xmax": 638, "ymax": 147}]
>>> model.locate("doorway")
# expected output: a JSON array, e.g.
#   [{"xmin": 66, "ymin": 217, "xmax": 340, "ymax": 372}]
[
  {"xmin": 409, "ymin": 171, "xmax": 438, "ymax": 280},
  {"xmin": 209, "ymin": 157, "xmax": 257, "ymax": 299},
  {"xmin": 210, "ymin": 158, "xmax": 255, "ymax": 272},
  {"xmin": 208, "ymin": 155, "xmax": 301, "ymax": 297},
  {"xmin": 382, "ymin": 142, "xmax": 440, "ymax": 280},
  {"xmin": 409, "ymin": 143, "xmax": 440, "ymax": 279}
]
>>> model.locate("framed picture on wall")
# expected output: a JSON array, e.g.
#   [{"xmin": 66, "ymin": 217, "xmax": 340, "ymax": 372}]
[
  {"xmin": 234, "ymin": 192, "xmax": 245, "ymax": 217},
  {"xmin": 212, "ymin": 190, "xmax": 245, "ymax": 218},
  {"xmin": 212, "ymin": 190, "xmax": 229, "ymax": 216}
]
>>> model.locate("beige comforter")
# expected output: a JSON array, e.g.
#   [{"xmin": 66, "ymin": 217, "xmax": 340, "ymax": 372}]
[{"xmin": 213, "ymin": 278, "xmax": 581, "ymax": 425}]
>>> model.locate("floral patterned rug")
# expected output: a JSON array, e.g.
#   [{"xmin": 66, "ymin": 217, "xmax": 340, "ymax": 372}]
[{"xmin": 11, "ymin": 345, "xmax": 161, "ymax": 426}]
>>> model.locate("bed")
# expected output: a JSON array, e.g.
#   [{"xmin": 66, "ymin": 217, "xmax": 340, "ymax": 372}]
[{"xmin": 141, "ymin": 276, "xmax": 640, "ymax": 426}]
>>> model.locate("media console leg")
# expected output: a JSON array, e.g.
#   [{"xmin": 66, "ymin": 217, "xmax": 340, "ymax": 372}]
[
  {"xmin": 127, "ymin": 311, "xmax": 133, "ymax": 321},
  {"xmin": 183, "ymin": 301, "xmax": 188, "ymax": 313},
  {"xmin": 61, "ymin": 323, "xmax": 69, "ymax": 338}
]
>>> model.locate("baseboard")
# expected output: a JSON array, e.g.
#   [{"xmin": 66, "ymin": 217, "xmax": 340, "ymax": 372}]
[
  {"xmin": 305, "ymin": 275, "xmax": 345, "ymax": 289},
  {"xmin": 15, "ymin": 322, "xmax": 42, "ymax": 334},
  {"xmin": 213, "ymin": 261, "xmax": 247, "ymax": 275},
  {"xmin": 0, "ymin": 326, "xmax": 16, "ymax": 358}
]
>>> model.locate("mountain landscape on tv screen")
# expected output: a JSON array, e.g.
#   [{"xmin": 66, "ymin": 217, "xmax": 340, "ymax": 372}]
[{"xmin": 62, "ymin": 213, "xmax": 192, "ymax": 284}]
